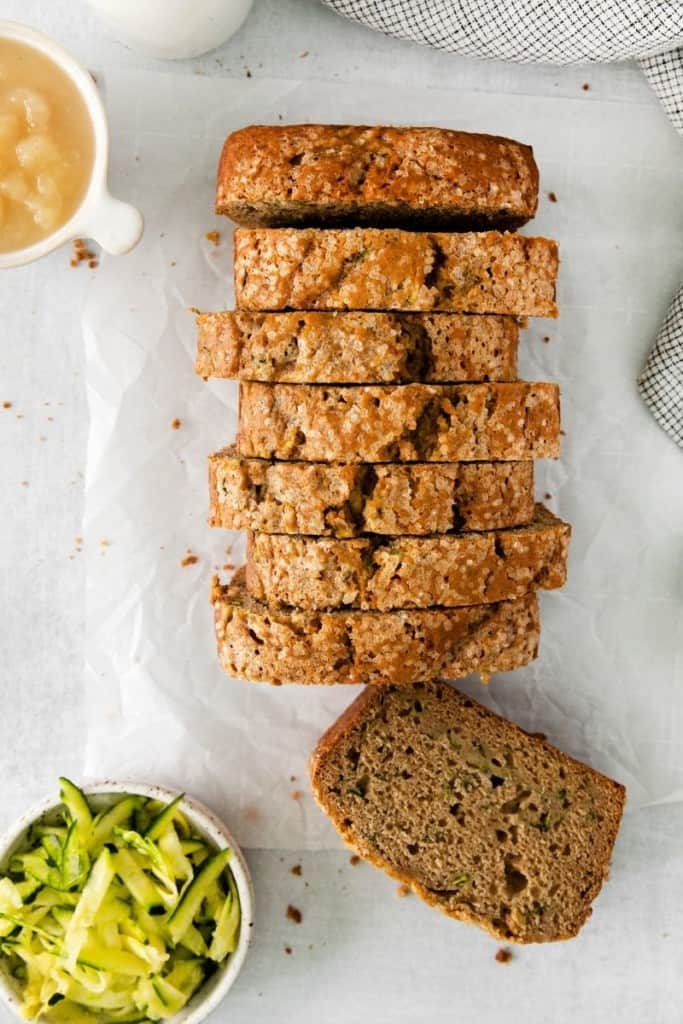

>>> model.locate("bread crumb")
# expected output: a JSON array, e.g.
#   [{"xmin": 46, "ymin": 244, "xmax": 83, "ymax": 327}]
[
  {"xmin": 245, "ymin": 69, "xmax": 252, "ymax": 78},
  {"xmin": 290, "ymin": 864, "xmax": 302, "ymax": 876},
  {"xmin": 544, "ymin": 492, "xmax": 552, "ymax": 500},
  {"xmin": 21, "ymin": 480, "xmax": 29, "ymax": 487},
  {"xmin": 88, "ymin": 259, "xmax": 99, "ymax": 269},
  {"xmin": 349, "ymin": 855, "xmax": 361, "ymax": 866},
  {"xmin": 2, "ymin": 401, "xmax": 11, "ymax": 409},
  {"xmin": 171, "ymin": 418, "xmax": 182, "ymax": 430},
  {"xmin": 291, "ymin": 790, "xmax": 302, "ymax": 801},
  {"xmin": 396, "ymin": 883, "xmax": 410, "ymax": 898},
  {"xmin": 284, "ymin": 945, "xmax": 292, "ymax": 955},
  {"xmin": 582, "ymin": 82, "xmax": 591, "ymax": 91},
  {"xmin": 286, "ymin": 905, "xmax": 302, "ymax": 924},
  {"xmin": 70, "ymin": 239, "xmax": 97, "ymax": 267},
  {"xmin": 100, "ymin": 538, "xmax": 110, "ymax": 547},
  {"xmin": 542, "ymin": 335, "xmax": 550, "ymax": 343},
  {"xmin": 290, "ymin": 775, "xmax": 297, "ymax": 782},
  {"xmin": 181, "ymin": 553, "xmax": 199, "ymax": 567},
  {"xmin": 547, "ymin": 191, "xmax": 558, "ymax": 203},
  {"xmin": 495, "ymin": 948, "xmax": 513, "ymax": 963},
  {"xmin": 205, "ymin": 230, "xmax": 220, "ymax": 246},
  {"xmin": 299, "ymin": 50, "xmax": 309, "ymax": 58}
]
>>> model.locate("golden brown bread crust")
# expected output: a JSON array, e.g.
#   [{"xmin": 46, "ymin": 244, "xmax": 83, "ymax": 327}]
[
  {"xmin": 233, "ymin": 228, "xmax": 558, "ymax": 317},
  {"xmin": 245, "ymin": 504, "xmax": 570, "ymax": 611},
  {"xmin": 309, "ymin": 683, "xmax": 626, "ymax": 943},
  {"xmin": 209, "ymin": 448, "xmax": 535, "ymax": 536},
  {"xmin": 211, "ymin": 569, "xmax": 540, "ymax": 685},
  {"xmin": 195, "ymin": 310, "xmax": 520, "ymax": 383},
  {"xmin": 237, "ymin": 381, "xmax": 560, "ymax": 463},
  {"xmin": 216, "ymin": 125, "xmax": 539, "ymax": 230}
]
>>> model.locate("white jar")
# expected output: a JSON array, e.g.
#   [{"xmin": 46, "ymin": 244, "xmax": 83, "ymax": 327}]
[{"xmin": 85, "ymin": 0, "xmax": 254, "ymax": 60}]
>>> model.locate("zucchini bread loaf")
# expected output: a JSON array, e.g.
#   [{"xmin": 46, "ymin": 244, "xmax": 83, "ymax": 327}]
[
  {"xmin": 237, "ymin": 381, "xmax": 560, "ymax": 463},
  {"xmin": 310, "ymin": 683, "xmax": 626, "ymax": 942},
  {"xmin": 212, "ymin": 570, "xmax": 540, "ymax": 686},
  {"xmin": 195, "ymin": 310, "xmax": 520, "ymax": 383},
  {"xmin": 209, "ymin": 449, "xmax": 535, "ymax": 536},
  {"xmin": 217, "ymin": 124, "xmax": 539, "ymax": 230},
  {"xmin": 245, "ymin": 504, "xmax": 570, "ymax": 611},
  {"xmin": 233, "ymin": 228, "xmax": 558, "ymax": 317}
]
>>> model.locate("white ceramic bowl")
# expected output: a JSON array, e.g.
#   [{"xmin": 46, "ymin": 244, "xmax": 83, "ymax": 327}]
[
  {"xmin": 0, "ymin": 781, "xmax": 254, "ymax": 1024},
  {"xmin": 85, "ymin": 0, "xmax": 253, "ymax": 60},
  {"xmin": 0, "ymin": 21, "xmax": 144, "ymax": 269}
]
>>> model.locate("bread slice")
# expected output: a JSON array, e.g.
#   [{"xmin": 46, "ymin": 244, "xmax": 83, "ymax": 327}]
[
  {"xmin": 195, "ymin": 310, "xmax": 519, "ymax": 383},
  {"xmin": 309, "ymin": 683, "xmax": 626, "ymax": 942},
  {"xmin": 233, "ymin": 228, "xmax": 558, "ymax": 317},
  {"xmin": 216, "ymin": 125, "xmax": 539, "ymax": 230},
  {"xmin": 237, "ymin": 381, "xmax": 560, "ymax": 463},
  {"xmin": 245, "ymin": 504, "xmax": 570, "ymax": 611},
  {"xmin": 212, "ymin": 569, "xmax": 540, "ymax": 686},
  {"xmin": 209, "ymin": 448, "xmax": 535, "ymax": 536}
]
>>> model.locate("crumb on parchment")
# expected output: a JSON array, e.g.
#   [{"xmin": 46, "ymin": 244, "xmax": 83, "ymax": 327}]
[
  {"xmin": 171, "ymin": 418, "xmax": 182, "ymax": 430},
  {"xmin": 396, "ymin": 883, "xmax": 410, "ymax": 898},
  {"xmin": 547, "ymin": 191, "xmax": 557, "ymax": 203},
  {"xmin": 291, "ymin": 790, "xmax": 302, "ymax": 801},
  {"xmin": 349, "ymin": 855, "xmax": 361, "ymax": 866},
  {"xmin": 286, "ymin": 905, "xmax": 302, "ymax": 924},
  {"xmin": 181, "ymin": 552, "xmax": 199, "ymax": 567},
  {"xmin": 2, "ymin": 401, "xmax": 11, "ymax": 409},
  {"xmin": 205, "ymin": 230, "xmax": 220, "ymax": 246},
  {"xmin": 582, "ymin": 82, "xmax": 591, "ymax": 91},
  {"xmin": 495, "ymin": 948, "xmax": 513, "ymax": 963},
  {"xmin": 284, "ymin": 945, "xmax": 292, "ymax": 955},
  {"xmin": 290, "ymin": 864, "xmax": 302, "ymax": 877}
]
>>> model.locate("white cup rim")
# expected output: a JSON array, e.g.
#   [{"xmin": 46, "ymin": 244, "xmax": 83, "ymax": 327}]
[
  {"xmin": 0, "ymin": 21, "xmax": 142, "ymax": 268},
  {"xmin": 0, "ymin": 780, "xmax": 255, "ymax": 1024}
]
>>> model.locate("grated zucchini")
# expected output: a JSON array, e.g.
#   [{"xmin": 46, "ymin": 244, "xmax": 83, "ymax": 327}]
[{"xmin": 0, "ymin": 780, "xmax": 242, "ymax": 1021}]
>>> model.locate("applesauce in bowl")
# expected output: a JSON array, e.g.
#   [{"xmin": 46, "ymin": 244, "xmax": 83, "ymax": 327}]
[{"xmin": 0, "ymin": 37, "xmax": 95, "ymax": 253}]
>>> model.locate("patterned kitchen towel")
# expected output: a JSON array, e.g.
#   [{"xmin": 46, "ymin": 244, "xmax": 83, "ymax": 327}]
[{"xmin": 322, "ymin": 0, "xmax": 683, "ymax": 447}]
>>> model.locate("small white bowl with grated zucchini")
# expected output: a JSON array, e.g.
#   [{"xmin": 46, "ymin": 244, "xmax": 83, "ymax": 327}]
[{"xmin": 0, "ymin": 779, "xmax": 254, "ymax": 1023}]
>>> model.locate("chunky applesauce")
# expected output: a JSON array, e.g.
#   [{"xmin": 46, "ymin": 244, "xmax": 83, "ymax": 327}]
[{"xmin": 0, "ymin": 38, "xmax": 94, "ymax": 253}]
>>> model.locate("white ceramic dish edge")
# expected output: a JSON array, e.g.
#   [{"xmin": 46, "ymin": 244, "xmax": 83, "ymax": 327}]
[
  {"xmin": 0, "ymin": 780, "xmax": 254, "ymax": 1024},
  {"xmin": 0, "ymin": 20, "xmax": 143, "ymax": 269}
]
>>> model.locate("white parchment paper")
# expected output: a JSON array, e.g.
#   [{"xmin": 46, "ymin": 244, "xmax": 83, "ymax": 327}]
[{"xmin": 83, "ymin": 69, "xmax": 683, "ymax": 850}]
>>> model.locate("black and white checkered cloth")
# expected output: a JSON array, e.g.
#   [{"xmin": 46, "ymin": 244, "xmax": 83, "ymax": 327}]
[{"xmin": 323, "ymin": 0, "xmax": 683, "ymax": 448}]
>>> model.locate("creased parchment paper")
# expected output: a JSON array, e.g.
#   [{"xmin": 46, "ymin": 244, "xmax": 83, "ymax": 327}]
[{"xmin": 83, "ymin": 70, "xmax": 683, "ymax": 849}]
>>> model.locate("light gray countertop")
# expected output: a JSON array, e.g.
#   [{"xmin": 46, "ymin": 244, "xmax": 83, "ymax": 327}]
[{"xmin": 0, "ymin": 3, "xmax": 680, "ymax": 1021}]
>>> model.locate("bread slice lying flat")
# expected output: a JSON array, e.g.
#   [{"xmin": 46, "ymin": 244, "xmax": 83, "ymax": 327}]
[
  {"xmin": 310, "ymin": 683, "xmax": 625, "ymax": 942},
  {"xmin": 234, "ymin": 228, "xmax": 558, "ymax": 317},
  {"xmin": 237, "ymin": 381, "xmax": 560, "ymax": 463},
  {"xmin": 209, "ymin": 448, "xmax": 535, "ymax": 536},
  {"xmin": 195, "ymin": 310, "xmax": 519, "ymax": 384},
  {"xmin": 212, "ymin": 569, "xmax": 539, "ymax": 686},
  {"xmin": 245, "ymin": 504, "xmax": 570, "ymax": 611},
  {"xmin": 216, "ymin": 125, "xmax": 539, "ymax": 230}
]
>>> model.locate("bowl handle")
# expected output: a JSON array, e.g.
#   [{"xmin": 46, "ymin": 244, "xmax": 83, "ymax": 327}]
[{"xmin": 86, "ymin": 190, "xmax": 144, "ymax": 255}]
